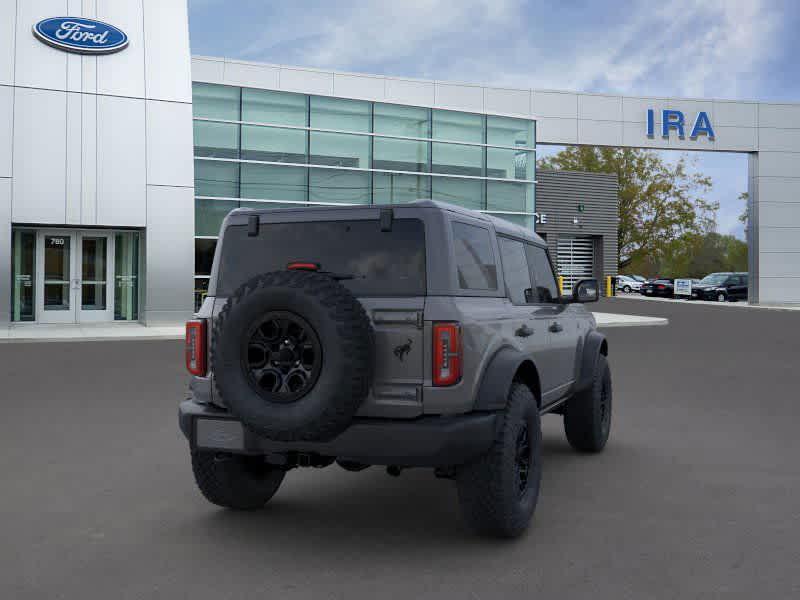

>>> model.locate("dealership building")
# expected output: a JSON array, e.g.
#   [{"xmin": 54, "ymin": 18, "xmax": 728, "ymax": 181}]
[{"xmin": 2, "ymin": 1, "xmax": 800, "ymax": 328}]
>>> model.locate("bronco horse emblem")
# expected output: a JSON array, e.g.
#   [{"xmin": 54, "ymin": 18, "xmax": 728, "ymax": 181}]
[{"xmin": 393, "ymin": 339, "xmax": 413, "ymax": 362}]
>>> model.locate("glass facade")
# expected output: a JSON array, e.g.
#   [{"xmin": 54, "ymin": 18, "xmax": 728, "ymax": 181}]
[{"xmin": 192, "ymin": 82, "xmax": 536, "ymax": 303}]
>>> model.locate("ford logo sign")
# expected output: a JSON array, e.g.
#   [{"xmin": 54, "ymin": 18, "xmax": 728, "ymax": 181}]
[{"xmin": 33, "ymin": 17, "xmax": 128, "ymax": 55}]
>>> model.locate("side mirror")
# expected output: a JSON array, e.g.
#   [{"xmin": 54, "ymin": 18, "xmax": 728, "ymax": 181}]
[{"xmin": 572, "ymin": 278, "xmax": 599, "ymax": 303}]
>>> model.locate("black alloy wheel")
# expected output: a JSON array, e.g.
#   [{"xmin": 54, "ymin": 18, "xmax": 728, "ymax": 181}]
[
  {"xmin": 242, "ymin": 311, "xmax": 322, "ymax": 403},
  {"xmin": 515, "ymin": 424, "xmax": 532, "ymax": 496}
]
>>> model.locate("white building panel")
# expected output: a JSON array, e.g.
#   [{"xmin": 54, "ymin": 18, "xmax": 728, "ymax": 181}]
[
  {"xmin": 65, "ymin": 91, "xmax": 82, "ymax": 223},
  {"xmin": 145, "ymin": 184, "xmax": 194, "ymax": 323},
  {"xmin": 758, "ymin": 253, "xmax": 800, "ymax": 277},
  {"xmin": 578, "ymin": 94, "xmax": 622, "ymax": 121},
  {"xmin": 713, "ymin": 126, "xmax": 757, "ymax": 152},
  {"xmin": 758, "ymin": 226, "xmax": 800, "ymax": 252},
  {"xmin": 96, "ymin": 94, "xmax": 146, "ymax": 226},
  {"xmin": 96, "ymin": 0, "xmax": 145, "ymax": 98},
  {"xmin": 756, "ymin": 177, "xmax": 800, "ymax": 207},
  {"xmin": 191, "ymin": 57, "xmax": 225, "ymax": 83},
  {"xmin": 0, "ymin": 0, "xmax": 15, "ymax": 86},
  {"xmin": 143, "ymin": 0, "xmax": 192, "ymax": 103},
  {"xmin": 532, "ymin": 91, "xmax": 577, "ymax": 119},
  {"xmin": 81, "ymin": 92, "xmax": 98, "ymax": 224},
  {"xmin": 621, "ymin": 96, "xmax": 654, "ymax": 123},
  {"xmin": 0, "ymin": 85, "xmax": 12, "ymax": 178},
  {"xmin": 435, "ymin": 82, "xmax": 484, "ymax": 112},
  {"xmin": 758, "ymin": 103, "xmax": 800, "ymax": 129},
  {"xmin": 757, "ymin": 152, "xmax": 800, "ymax": 178},
  {"xmin": 14, "ymin": 0, "xmax": 69, "ymax": 91},
  {"xmin": 66, "ymin": 53, "xmax": 81, "ymax": 92},
  {"xmin": 484, "ymin": 87, "xmax": 531, "ymax": 118},
  {"xmin": 713, "ymin": 101, "xmax": 758, "ymax": 128},
  {"xmin": 578, "ymin": 119, "xmax": 623, "ymax": 146},
  {"xmin": 279, "ymin": 67, "xmax": 334, "ymax": 96},
  {"xmin": 333, "ymin": 72, "xmax": 385, "ymax": 101},
  {"xmin": 758, "ymin": 127, "xmax": 800, "ymax": 153},
  {"xmin": 758, "ymin": 277, "xmax": 800, "ymax": 304},
  {"xmin": 536, "ymin": 117, "xmax": 577, "ymax": 145},
  {"xmin": 385, "ymin": 77, "xmax": 435, "ymax": 107},
  {"xmin": 11, "ymin": 87, "xmax": 67, "ymax": 224},
  {"xmin": 146, "ymin": 100, "xmax": 194, "ymax": 187},
  {"xmin": 223, "ymin": 60, "xmax": 279, "ymax": 89}
]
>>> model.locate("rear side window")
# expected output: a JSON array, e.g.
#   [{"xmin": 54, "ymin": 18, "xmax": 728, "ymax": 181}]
[
  {"xmin": 452, "ymin": 222, "xmax": 498, "ymax": 290},
  {"xmin": 216, "ymin": 218, "xmax": 426, "ymax": 296},
  {"xmin": 498, "ymin": 237, "xmax": 533, "ymax": 304},
  {"xmin": 525, "ymin": 244, "xmax": 559, "ymax": 303}
]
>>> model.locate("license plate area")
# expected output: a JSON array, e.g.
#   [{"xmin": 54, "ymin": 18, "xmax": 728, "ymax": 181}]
[{"xmin": 194, "ymin": 418, "xmax": 245, "ymax": 451}]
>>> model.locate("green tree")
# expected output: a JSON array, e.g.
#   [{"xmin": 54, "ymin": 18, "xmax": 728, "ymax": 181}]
[{"xmin": 538, "ymin": 147, "xmax": 717, "ymax": 270}]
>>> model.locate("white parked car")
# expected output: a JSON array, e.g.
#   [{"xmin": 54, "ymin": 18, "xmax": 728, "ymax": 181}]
[{"xmin": 616, "ymin": 275, "xmax": 643, "ymax": 293}]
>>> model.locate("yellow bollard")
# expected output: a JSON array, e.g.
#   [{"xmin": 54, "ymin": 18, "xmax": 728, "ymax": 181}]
[
  {"xmin": 606, "ymin": 276, "xmax": 613, "ymax": 297},
  {"xmin": 557, "ymin": 276, "xmax": 564, "ymax": 296}
]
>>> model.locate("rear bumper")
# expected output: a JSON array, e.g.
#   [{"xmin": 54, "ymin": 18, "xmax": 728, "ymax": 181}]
[{"xmin": 179, "ymin": 400, "xmax": 498, "ymax": 467}]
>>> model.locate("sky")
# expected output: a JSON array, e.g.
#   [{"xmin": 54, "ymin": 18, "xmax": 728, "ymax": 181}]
[{"xmin": 188, "ymin": 0, "xmax": 800, "ymax": 240}]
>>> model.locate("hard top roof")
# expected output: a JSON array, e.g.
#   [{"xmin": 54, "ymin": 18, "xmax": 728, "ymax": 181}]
[{"xmin": 231, "ymin": 199, "xmax": 547, "ymax": 245}]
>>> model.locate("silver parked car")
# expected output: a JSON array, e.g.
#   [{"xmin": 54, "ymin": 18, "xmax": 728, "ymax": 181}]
[{"xmin": 616, "ymin": 274, "xmax": 643, "ymax": 293}]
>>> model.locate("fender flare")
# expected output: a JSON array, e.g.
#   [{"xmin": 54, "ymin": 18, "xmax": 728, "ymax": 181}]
[
  {"xmin": 575, "ymin": 330, "xmax": 608, "ymax": 393},
  {"xmin": 473, "ymin": 346, "xmax": 541, "ymax": 411}
]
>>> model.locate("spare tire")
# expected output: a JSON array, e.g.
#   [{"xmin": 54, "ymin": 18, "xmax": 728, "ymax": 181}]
[{"xmin": 211, "ymin": 271, "xmax": 374, "ymax": 442}]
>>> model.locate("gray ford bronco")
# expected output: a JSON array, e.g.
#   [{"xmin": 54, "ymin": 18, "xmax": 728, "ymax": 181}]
[{"xmin": 179, "ymin": 200, "xmax": 611, "ymax": 537}]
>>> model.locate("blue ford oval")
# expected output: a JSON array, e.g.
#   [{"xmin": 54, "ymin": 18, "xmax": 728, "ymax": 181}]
[{"xmin": 33, "ymin": 17, "xmax": 128, "ymax": 54}]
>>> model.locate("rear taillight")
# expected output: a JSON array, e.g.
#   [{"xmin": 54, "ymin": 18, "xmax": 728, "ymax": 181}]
[
  {"xmin": 657, "ymin": 284, "xmax": 665, "ymax": 290},
  {"xmin": 433, "ymin": 322, "xmax": 461, "ymax": 386},
  {"xmin": 185, "ymin": 319, "xmax": 207, "ymax": 376}
]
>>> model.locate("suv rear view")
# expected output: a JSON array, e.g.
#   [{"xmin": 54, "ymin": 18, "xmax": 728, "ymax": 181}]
[{"xmin": 180, "ymin": 201, "xmax": 611, "ymax": 537}]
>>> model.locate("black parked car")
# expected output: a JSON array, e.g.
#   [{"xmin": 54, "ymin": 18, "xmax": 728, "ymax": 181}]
[
  {"xmin": 640, "ymin": 279, "xmax": 674, "ymax": 298},
  {"xmin": 691, "ymin": 272, "xmax": 748, "ymax": 302}
]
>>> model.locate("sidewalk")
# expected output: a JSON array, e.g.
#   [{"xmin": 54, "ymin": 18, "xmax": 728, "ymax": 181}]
[
  {"xmin": 0, "ymin": 322, "xmax": 184, "ymax": 343},
  {"xmin": 1, "ymin": 311, "xmax": 666, "ymax": 343},
  {"xmin": 592, "ymin": 311, "xmax": 668, "ymax": 328}
]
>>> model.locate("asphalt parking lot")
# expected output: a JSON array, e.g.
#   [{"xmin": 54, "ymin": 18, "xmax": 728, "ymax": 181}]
[{"xmin": 2, "ymin": 298, "xmax": 799, "ymax": 599}]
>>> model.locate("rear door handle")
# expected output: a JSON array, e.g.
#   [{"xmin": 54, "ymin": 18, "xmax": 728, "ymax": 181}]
[
  {"xmin": 549, "ymin": 322, "xmax": 563, "ymax": 333},
  {"xmin": 515, "ymin": 324, "xmax": 534, "ymax": 338}
]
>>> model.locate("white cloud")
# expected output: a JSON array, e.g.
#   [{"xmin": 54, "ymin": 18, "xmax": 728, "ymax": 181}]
[{"xmin": 232, "ymin": 0, "xmax": 782, "ymax": 100}]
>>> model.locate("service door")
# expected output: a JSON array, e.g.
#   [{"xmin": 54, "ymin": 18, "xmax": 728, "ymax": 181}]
[{"xmin": 557, "ymin": 236, "xmax": 594, "ymax": 295}]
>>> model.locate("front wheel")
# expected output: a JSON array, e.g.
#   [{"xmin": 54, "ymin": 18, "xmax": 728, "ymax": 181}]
[
  {"xmin": 456, "ymin": 383, "xmax": 541, "ymax": 538},
  {"xmin": 191, "ymin": 451, "xmax": 285, "ymax": 510},
  {"xmin": 717, "ymin": 292, "xmax": 727, "ymax": 302},
  {"xmin": 623, "ymin": 285, "xmax": 632, "ymax": 293}
]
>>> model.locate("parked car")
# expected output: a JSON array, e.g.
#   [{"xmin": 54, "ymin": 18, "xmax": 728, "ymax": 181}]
[
  {"xmin": 691, "ymin": 272, "xmax": 748, "ymax": 302},
  {"xmin": 179, "ymin": 200, "xmax": 611, "ymax": 538},
  {"xmin": 616, "ymin": 274, "xmax": 643, "ymax": 293},
  {"xmin": 640, "ymin": 279, "xmax": 674, "ymax": 297}
]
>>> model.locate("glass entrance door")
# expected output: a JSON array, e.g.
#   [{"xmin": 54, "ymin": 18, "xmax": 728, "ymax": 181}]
[
  {"xmin": 78, "ymin": 232, "xmax": 113, "ymax": 322},
  {"xmin": 35, "ymin": 231, "xmax": 114, "ymax": 323},
  {"xmin": 37, "ymin": 231, "xmax": 75, "ymax": 323}
]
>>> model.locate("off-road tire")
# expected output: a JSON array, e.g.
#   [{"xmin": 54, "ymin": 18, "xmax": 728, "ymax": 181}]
[
  {"xmin": 212, "ymin": 271, "xmax": 374, "ymax": 442},
  {"xmin": 456, "ymin": 382, "xmax": 542, "ymax": 538},
  {"xmin": 191, "ymin": 450, "xmax": 285, "ymax": 510},
  {"xmin": 564, "ymin": 354, "xmax": 612, "ymax": 452}
]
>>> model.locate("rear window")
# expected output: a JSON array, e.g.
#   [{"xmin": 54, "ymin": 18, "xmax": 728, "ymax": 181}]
[{"xmin": 216, "ymin": 218, "xmax": 426, "ymax": 296}]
